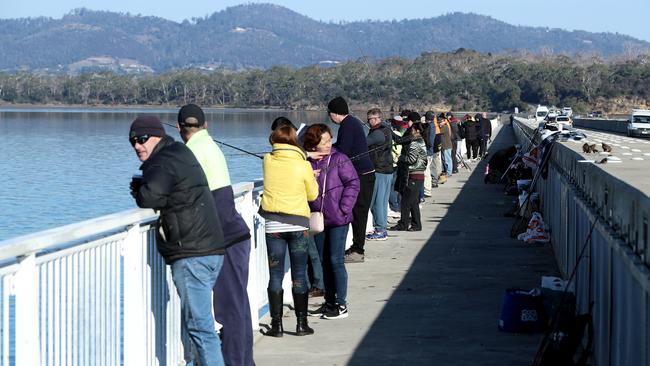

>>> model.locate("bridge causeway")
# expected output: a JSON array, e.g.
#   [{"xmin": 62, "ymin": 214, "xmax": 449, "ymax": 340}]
[{"xmin": 253, "ymin": 119, "xmax": 559, "ymax": 365}]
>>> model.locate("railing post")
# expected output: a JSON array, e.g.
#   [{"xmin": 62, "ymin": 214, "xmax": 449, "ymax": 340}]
[
  {"xmin": 121, "ymin": 224, "xmax": 146, "ymax": 365},
  {"xmin": 12, "ymin": 253, "xmax": 39, "ymax": 365},
  {"xmin": 240, "ymin": 186, "xmax": 261, "ymax": 331}
]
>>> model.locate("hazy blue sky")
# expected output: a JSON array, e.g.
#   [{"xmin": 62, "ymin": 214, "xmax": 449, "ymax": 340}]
[{"xmin": 4, "ymin": 0, "xmax": 650, "ymax": 42}]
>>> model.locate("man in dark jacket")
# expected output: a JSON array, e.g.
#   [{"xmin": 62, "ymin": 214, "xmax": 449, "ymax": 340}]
[
  {"xmin": 366, "ymin": 108, "xmax": 393, "ymax": 241},
  {"xmin": 328, "ymin": 96, "xmax": 375, "ymax": 263},
  {"xmin": 129, "ymin": 115, "xmax": 226, "ymax": 366},
  {"xmin": 177, "ymin": 104, "xmax": 254, "ymax": 366},
  {"xmin": 463, "ymin": 114, "xmax": 480, "ymax": 161},
  {"xmin": 477, "ymin": 112, "xmax": 493, "ymax": 158},
  {"xmin": 447, "ymin": 112, "xmax": 462, "ymax": 174}
]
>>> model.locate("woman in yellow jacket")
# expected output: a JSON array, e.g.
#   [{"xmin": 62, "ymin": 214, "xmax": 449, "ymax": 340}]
[{"xmin": 259, "ymin": 124, "xmax": 319, "ymax": 338}]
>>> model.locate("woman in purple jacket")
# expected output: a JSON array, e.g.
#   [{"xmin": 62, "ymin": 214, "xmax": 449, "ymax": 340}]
[{"xmin": 303, "ymin": 124, "xmax": 360, "ymax": 320}]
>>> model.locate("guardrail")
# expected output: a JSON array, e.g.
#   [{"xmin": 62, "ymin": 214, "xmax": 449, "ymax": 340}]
[
  {"xmin": 572, "ymin": 118, "xmax": 628, "ymax": 134},
  {"xmin": 512, "ymin": 118, "xmax": 650, "ymax": 366},
  {"xmin": 0, "ymin": 180, "xmax": 276, "ymax": 365}
]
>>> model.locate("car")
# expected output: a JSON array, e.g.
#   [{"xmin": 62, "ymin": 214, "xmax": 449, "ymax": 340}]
[
  {"xmin": 561, "ymin": 107, "xmax": 573, "ymax": 117},
  {"xmin": 627, "ymin": 109, "xmax": 650, "ymax": 137},
  {"xmin": 588, "ymin": 110, "xmax": 604, "ymax": 118},
  {"xmin": 556, "ymin": 115, "xmax": 573, "ymax": 129}
]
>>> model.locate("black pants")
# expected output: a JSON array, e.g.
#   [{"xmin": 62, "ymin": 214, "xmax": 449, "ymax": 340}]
[
  {"xmin": 479, "ymin": 136, "xmax": 489, "ymax": 157},
  {"xmin": 213, "ymin": 239, "xmax": 254, "ymax": 366},
  {"xmin": 466, "ymin": 139, "xmax": 479, "ymax": 159},
  {"xmin": 350, "ymin": 172, "xmax": 375, "ymax": 254},
  {"xmin": 398, "ymin": 179, "xmax": 423, "ymax": 230}
]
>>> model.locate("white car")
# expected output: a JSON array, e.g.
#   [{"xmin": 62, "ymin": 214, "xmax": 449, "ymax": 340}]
[
  {"xmin": 627, "ymin": 109, "xmax": 650, "ymax": 137},
  {"xmin": 561, "ymin": 107, "xmax": 573, "ymax": 117},
  {"xmin": 556, "ymin": 115, "xmax": 573, "ymax": 129}
]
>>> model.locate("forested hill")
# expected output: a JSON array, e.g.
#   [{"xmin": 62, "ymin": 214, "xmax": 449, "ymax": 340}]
[{"xmin": 1, "ymin": 4, "xmax": 649, "ymax": 73}]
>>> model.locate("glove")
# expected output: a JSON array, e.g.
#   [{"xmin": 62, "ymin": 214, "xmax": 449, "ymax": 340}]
[{"xmin": 130, "ymin": 177, "xmax": 142, "ymax": 199}]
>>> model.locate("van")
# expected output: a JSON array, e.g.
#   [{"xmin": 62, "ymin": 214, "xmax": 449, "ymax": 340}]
[
  {"xmin": 535, "ymin": 105, "xmax": 549, "ymax": 123},
  {"xmin": 561, "ymin": 107, "xmax": 573, "ymax": 117},
  {"xmin": 627, "ymin": 109, "xmax": 650, "ymax": 137}
]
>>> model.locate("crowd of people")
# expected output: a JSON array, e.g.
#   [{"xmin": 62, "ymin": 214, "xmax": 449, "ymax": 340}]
[{"xmin": 126, "ymin": 98, "xmax": 493, "ymax": 365}]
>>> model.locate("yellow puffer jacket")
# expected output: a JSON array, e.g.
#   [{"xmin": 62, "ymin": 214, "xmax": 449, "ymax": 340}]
[{"xmin": 261, "ymin": 143, "xmax": 319, "ymax": 218}]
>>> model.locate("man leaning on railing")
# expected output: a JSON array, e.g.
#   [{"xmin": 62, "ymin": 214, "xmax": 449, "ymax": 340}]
[{"xmin": 128, "ymin": 115, "xmax": 227, "ymax": 366}]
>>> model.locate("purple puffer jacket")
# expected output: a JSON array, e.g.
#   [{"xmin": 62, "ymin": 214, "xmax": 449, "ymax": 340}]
[{"xmin": 308, "ymin": 148, "xmax": 360, "ymax": 227}]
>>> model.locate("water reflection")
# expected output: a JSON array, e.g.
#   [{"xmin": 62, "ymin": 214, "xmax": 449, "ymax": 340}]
[{"xmin": 0, "ymin": 108, "xmax": 344, "ymax": 240}]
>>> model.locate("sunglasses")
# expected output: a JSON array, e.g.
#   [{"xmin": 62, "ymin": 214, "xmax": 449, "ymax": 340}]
[{"xmin": 130, "ymin": 134, "xmax": 151, "ymax": 146}]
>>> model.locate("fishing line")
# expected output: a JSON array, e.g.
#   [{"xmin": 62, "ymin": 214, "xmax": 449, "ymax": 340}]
[{"xmin": 162, "ymin": 122, "xmax": 264, "ymax": 160}]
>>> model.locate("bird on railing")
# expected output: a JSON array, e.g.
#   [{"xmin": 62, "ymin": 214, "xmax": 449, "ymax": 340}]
[
  {"xmin": 595, "ymin": 157, "xmax": 608, "ymax": 164},
  {"xmin": 602, "ymin": 143, "xmax": 612, "ymax": 153},
  {"xmin": 582, "ymin": 143, "xmax": 591, "ymax": 153},
  {"xmin": 589, "ymin": 144, "xmax": 599, "ymax": 153}
]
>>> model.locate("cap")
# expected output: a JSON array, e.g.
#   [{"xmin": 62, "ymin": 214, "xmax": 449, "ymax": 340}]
[{"xmin": 178, "ymin": 103, "xmax": 205, "ymax": 127}]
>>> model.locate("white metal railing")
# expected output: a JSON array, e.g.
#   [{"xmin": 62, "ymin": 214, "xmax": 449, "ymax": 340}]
[
  {"xmin": 513, "ymin": 118, "xmax": 650, "ymax": 366},
  {"xmin": 0, "ymin": 179, "xmax": 273, "ymax": 365}
]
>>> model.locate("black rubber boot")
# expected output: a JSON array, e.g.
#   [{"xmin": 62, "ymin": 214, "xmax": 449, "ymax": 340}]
[
  {"xmin": 265, "ymin": 289, "xmax": 284, "ymax": 337},
  {"xmin": 293, "ymin": 291, "xmax": 314, "ymax": 336}
]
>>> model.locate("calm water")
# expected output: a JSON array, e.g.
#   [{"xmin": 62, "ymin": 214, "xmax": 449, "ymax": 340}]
[{"xmin": 0, "ymin": 107, "xmax": 338, "ymax": 241}]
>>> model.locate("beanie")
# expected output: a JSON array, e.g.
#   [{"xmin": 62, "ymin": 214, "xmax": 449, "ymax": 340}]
[
  {"xmin": 327, "ymin": 97, "xmax": 349, "ymax": 115},
  {"xmin": 178, "ymin": 103, "xmax": 205, "ymax": 127},
  {"xmin": 129, "ymin": 115, "xmax": 166, "ymax": 139},
  {"xmin": 407, "ymin": 111, "xmax": 421, "ymax": 123},
  {"xmin": 424, "ymin": 111, "xmax": 435, "ymax": 121}
]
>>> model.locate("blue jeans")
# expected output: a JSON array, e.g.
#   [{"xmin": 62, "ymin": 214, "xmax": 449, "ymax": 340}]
[
  {"xmin": 442, "ymin": 149, "xmax": 453, "ymax": 176},
  {"xmin": 307, "ymin": 235, "xmax": 324, "ymax": 289},
  {"xmin": 314, "ymin": 225, "xmax": 349, "ymax": 305},
  {"xmin": 389, "ymin": 171, "xmax": 401, "ymax": 212},
  {"xmin": 370, "ymin": 172, "xmax": 392, "ymax": 231},
  {"xmin": 266, "ymin": 230, "xmax": 310, "ymax": 294},
  {"xmin": 171, "ymin": 255, "xmax": 225, "ymax": 366}
]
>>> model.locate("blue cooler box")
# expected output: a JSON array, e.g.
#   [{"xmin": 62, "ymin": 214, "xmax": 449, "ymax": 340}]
[{"xmin": 498, "ymin": 288, "xmax": 546, "ymax": 333}]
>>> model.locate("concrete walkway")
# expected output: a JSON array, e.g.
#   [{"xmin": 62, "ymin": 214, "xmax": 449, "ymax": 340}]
[{"xmin": 253, "ymin": 120, "xmax": 559, "ymax": 365}]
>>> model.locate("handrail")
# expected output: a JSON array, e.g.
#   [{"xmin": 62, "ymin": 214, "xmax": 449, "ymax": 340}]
[
  {"xmin": 0, "ymin": 208, "xmax": 157, "ymax": 262},
  {"xmin": 0, "ymin": 180, "xmax": 261, "ymax": 263}
]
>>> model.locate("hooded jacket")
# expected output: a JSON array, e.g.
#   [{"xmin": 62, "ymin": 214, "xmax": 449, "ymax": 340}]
[
  {"xmin": 308, "ymin": 148, "xmax": 360, "ymax": 227},
  {"xmin": 260, "ymin": 143, "xmax": 319, "ymax": 227},
  {"xmin": 135, "ymin": 135, "xmax": 225, "ymax": 263}
]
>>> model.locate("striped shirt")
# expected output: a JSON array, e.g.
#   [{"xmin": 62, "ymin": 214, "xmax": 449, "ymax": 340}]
[{"xmin": 264, "ymin": 219, "xmax": 308, "ymax": 234}]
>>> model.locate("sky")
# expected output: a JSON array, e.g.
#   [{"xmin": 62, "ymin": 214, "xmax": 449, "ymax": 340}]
[{"xmin": 2, "ymin": 0, "xmax": 650, "ymax": 42}]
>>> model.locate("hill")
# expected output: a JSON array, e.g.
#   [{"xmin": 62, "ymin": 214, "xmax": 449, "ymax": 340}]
[{"xmin": 1, "ymin": 4, "xmax": 648, "ymax": 73}]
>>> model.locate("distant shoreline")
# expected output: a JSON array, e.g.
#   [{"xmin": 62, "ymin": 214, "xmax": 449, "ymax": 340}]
[{"xmin": 0, "ymin": 102, "xmax": 407, "ymax": 114}]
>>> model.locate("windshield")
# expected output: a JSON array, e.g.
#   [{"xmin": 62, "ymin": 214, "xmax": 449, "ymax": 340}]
[
  {"xmin": 633, "ymin": 115, "xmax": 650, "ymax": 124},
  {"xmin": 537, "ymin": 111, "xmax": 548, "ymax": 117},
  {"xmin": 557, "ymin": 117, "xmax": 569, "ymax": 122}
]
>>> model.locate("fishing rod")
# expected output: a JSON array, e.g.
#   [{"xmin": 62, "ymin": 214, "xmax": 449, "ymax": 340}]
[
  {"xmin": 162, "ymin": 122, "xmax": 264, "ymax": 160},
  {"xmin": 531, "ymin": 216, "xmax": 598, "ymax": 366},
  {"xmin": 500, "ymin": 127, "xmax": 541, "ymax": 181}
]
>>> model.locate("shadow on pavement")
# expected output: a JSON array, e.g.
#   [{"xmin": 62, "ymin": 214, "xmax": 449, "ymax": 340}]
[{"xmin": 348, "ymin": 121, "xmax": 559, "ymax": 366}]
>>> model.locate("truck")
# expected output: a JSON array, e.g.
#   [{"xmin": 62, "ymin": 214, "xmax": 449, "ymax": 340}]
[{"xmin": 627, "ymin": 109, "xmax": 650, "ymax": 137}]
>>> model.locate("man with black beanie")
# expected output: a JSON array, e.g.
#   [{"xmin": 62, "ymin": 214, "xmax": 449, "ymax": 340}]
[
  {"xmin": 327, "ymin": 96, "xmax": 375, "ymax": 263},
  {"xmin": 128, "ymin": 115, "xmax": 227, "ymax": 366}
]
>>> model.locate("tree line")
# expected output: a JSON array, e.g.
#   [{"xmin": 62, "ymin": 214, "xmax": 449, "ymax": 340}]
[{"xmin": 1, "ymin": 50, "xmax": 648, "ymax": 113}]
